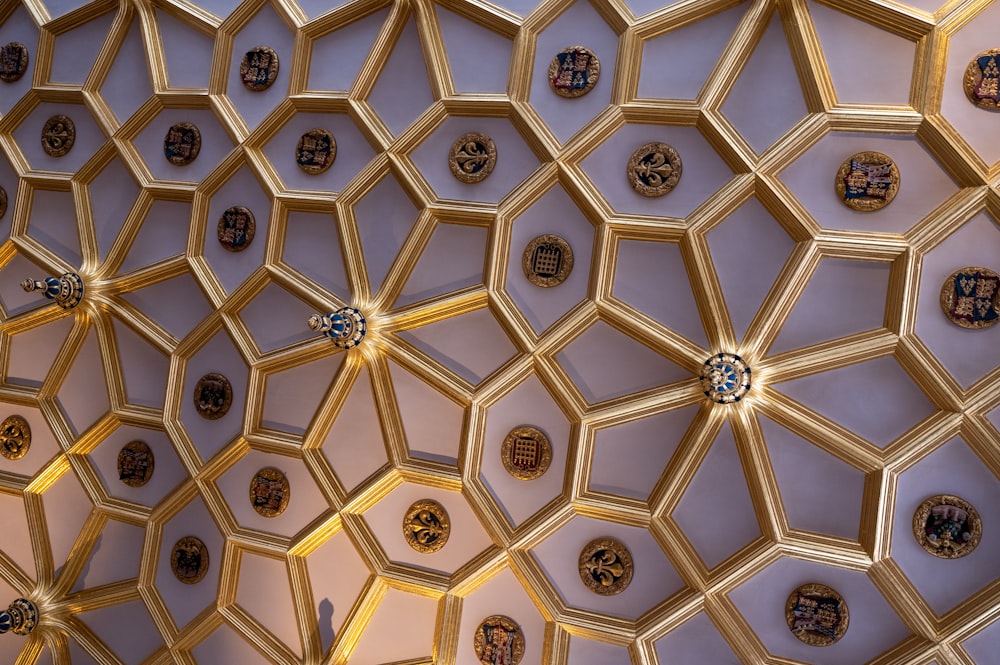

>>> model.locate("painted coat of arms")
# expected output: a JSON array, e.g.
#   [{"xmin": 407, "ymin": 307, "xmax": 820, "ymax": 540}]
[
  {"xmin": 940, "ymin": 267, "xmax": 1000, "ymax": 329},
  {"xmin": 964, "ymin": 49, "xmax": 1000, "ymax": 110}
]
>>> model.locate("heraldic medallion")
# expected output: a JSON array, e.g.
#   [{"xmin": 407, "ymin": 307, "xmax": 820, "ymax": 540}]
[
  {"xmin": 940, "ymin": 267, "xmax": 999, "ymax": 329},
  {"xmin": 912, "ymin": 495, "xmax": 981, "ymax": 559},
  {"xmin": 785, "ymin": 583, "xmax": 849, "ymax": 646},
  {"xmin": 964, "ymin": 48, "xmax": 1000, "ymax": 110},
  {"xmin": 627, "ymin": 142, "xmax": 682, "ymax": 197},
  {"xmin": 578, "ymin": 537, "xmax": 633, "ymax": 595},
  {"xmin": 217, "ymin": 205, "xmax": 255, "ymax": 252},
  {"xmin": 194, "ymin": 372, "xmax": 233, "ymax": 420},
  {"xmin": 41, "ymin": 115, "xmax": 75, "ymax": 157},
  {"xmin": 473, "ymin": 615, "xmax": 525, "ymax": 665},
  {"xmin": 700, "ymin": 353, "xmax": 751, "ymax": 404},
  {"xmin": 403, "ymin": 499, "xmax": 450, "ymax": 554},
  {"xmin": 296, "ymin": 128, "xmax": 337, "ymax": 175},
  {"xmin": 501, "ymin": 425, "xmax": 552, "ymax": 480},
  {"xmin": 250, "ymin": 467, "xmax": 290, "ymax": 517},
  {"xmin": 0, "ymin": 185, "xmax": 7, "ymax": 221},
  {"xmin": 0, "ymin": 415, "xmax": 30, "ymax": 461},
  {"xmin": 171, "ymin": 536, "xmax": 209, "ymax": 584},
  {"xmin": 240, "ymin": 46, "xmax": 279, "ymax": 91},
  {"xmin": 548, "ymin": 46, "xmax": 600, "ymax": 98},
  {"xmin": 448, "ymin": 132, "xmax": 497, "ymax": 183},
  {"xmin": 118, "ymin": 440, "xmax": 154, "ymax": 487},
  {"xmin": 164, "ymin": 122, "xmax": 201, "ymax": 166},
  {"xmin": 522, "ymin": 234, "xmax": 573, "ymax": 287},
  {"xmin": 835, "ymin": 151, "xmax": 899, "ymax": 212},
  {"xmin": 0, "ymin": 42, "xmax": 29, "ymax": 83}
]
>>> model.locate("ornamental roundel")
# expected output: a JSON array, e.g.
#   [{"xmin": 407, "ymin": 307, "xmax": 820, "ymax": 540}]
[
  {"xmin": 522, "ymin": 234, "xmax": 573, "ymax": 288},
  {"xmin": 194, "ymin": 372, "xmax": 233, "ymax": 420},
  {"xmin": 912, "ymin": 495, "xmax": 982, "ymax": 559},
  {"xmin": 0, "ymin": 185, "xmax": 7, "ymax": 220},
  {"xmin": 501, "ymin": 425, "xmax": 552, "ymax": 480},
  {"xmin": 403, "ymin": 499, "xmax": 450, "ymax": 554},
  {"xmin": 473, "ymin": 615, "xmax": 525, "ymax": 665},
  {"xmin": 835, "ymin": 151, "xmax": 899, "ymax": 212},
  {"xmin": 217, "ymin": 205, "xmax": 255, "ymax": 252},
  {"xmin": 296, "ymin": 128, "xmax": 337, "ymax": 175},
  {"xmin": 117, "ymin": 440, "xmax": 154, "ymax": 487},
  {"xmin": 171, "ymin": 536, "xmax": 209, "ymax": 584},
  {"xmin": 964, "ymin": 48, "xmax": 1000, "ymax": 110},
  {"xmin": 939, "ymin": 267, "xmax": 1000, "ymax": 329},
  {"xmin": 627, "ymin": 142, "xmax": 682, "ymax": 197},
  {"xmin": 699, "ymin": 353, "xmax": 751, "ymax": 404},
  {"xmin": 249, "ymin": 467, "xmax": 290, "ymax": 518},
  {"xmin": 0, "ymin": 415, "xmax": 30, "ymax": 461},
  {"xmin": 0, "ymin": 42, "xmax": 29, "ymax": 83},
  {"xmin": 448, "ymin": 132, "xmax": 497, "ymax": 183},
  {"xmin": 40, "ymin": 115, "xmax": 75, "ymax": 157},
  {"xmin": 578, "ymin": 537, "xmax": 633, "ymax": 595},
  {"xmin": 785, "ymin": 583, "xmax": 849, "ymax": 647},
  {"xmin": 163, "ymin": 122, "xmax": 201, "ymax": 166},
  {"xmin": 240, "ymin": 45, "xmax": 279, "ymax": 91},
  {"xmin": 548, "ymin": 46, "xmax": 600, "ymax": 98}
]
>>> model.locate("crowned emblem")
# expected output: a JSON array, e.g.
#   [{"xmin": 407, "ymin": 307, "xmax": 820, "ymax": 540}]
[
  {"xmin": 171, "ymin": 536, "xmax": 209, "ymax": 584},
  {"xmin": 912, "ymin": 495, "xmax": 981, "ymax": 559}
]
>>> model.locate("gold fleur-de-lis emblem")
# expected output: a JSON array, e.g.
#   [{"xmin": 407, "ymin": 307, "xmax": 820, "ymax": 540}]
[
  {"xmin": 448, "ymin": 132, "xmax": 496, "ymax": 183},
  {"xmin": 578, "ymin": 537, "xmax": 633, "ymax": 595},
  {"xmin": 634, "ymin": 151, "xmax": 673, "ymax": 186},
  {"xmin": 584, "ymin": 549, "xmax": 625, "ymax": 587},
  {"xmin": 456, "ymin": 141, "xmax": 489, "ymax": 173},
  {"xmin": 403, "ymin": 499, "xmax": 450, "ymax": 553}
]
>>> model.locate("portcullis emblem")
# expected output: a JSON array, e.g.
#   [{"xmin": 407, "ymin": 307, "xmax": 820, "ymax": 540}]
[
  {"xmin": 501, "ymin": 425, "xmax": 552, "ymax": 480},
  {"xmin": 522, "ymin": 234, "xmax": 573, "ymax": 288}
]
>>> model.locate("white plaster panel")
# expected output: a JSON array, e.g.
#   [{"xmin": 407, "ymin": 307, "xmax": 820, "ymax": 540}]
[
  {"xmin": 723, "ymin": 12, "xmax": 808, "ymax": 154},
  {"xmin": 0, "ymin": 253, "xmax": 54, "ymax": 316},
  {"xmin": 397, "ymin": 222, "xmax": 486, "ymax": 307},
  {"xmin": 49, "ymin": 12, "xmax": 114, "ymax": 85},
  {"xmin": 42, "ymin": 0, "xmax": 97, "ymax": 19},
  {"xmin": 367, "ymin": 18, "xmax": 434, "ymax": 136},
  {"xmin": 989, "ymin": 402, "xmax": 1000, "ymax": 434},
  {"xmin": 348, "ymin": 589, "xmax": 437, "ymax": 665},
  {"xmin": 156, "ymin": 497, "xmax": 223, "ymax": 629},
  {"xmin": 203, "ymin": 167, "xmax": 270, "ymax": 295},
  {"xmin": 0, "ymin": 153, "xmax": 17, "ymax": 243},
  {"xmin": 119, "ymin": 199, "xmax": 189, "ymax": 273},
  {"xmin": 87, "ymin": 424, "xmax": 186, "ymax": 507},
  {"xmin": 225, "ymin": 6, "xmax": 294, "ymax": 131},
  {"xmin": 192, "ymin": 624, "xmax": 271, "ymax": 664},
  {"xmin": 133, "ymin": 108, "xmax": 234, "ymax": 183},
  {"xmin": 15, "ymin": 103, "xmax": 105, "ymax": 174},
  {"xmin": 181, "ymin": 331, "xmax": 249, "ymax": 461},
  {"xmin": 625, "ymin": 0, "xmax": 688, "ymax": 18},
  {"xmin": 240, "ymin": 282, "xmax": 316, "ymax": 354},
  {"xmin": 531, "ymin": 515, "xmax": 685, "ymax": 620},
  {"xmin": 409, "ymin": 116, "xmax": 540, "ymax": 205},
  {"xmin": 638, "ymin": 4, "xmax": 746, "ymax": 100},
  {"xmin": 0, "ymin": 493, "xmax": 36, "ymax": 580},
  {"xmin": 613, "ymin": 238, "xmax": 707, "ymax": 347},
  {"xmin": 90, "ymin": 158, "xmax": 139, "ymax": 264},
  {"xmin": 556, "ymin": 320, "xmax": 689, "ymax": 404},
  {"xmin": 484, "ymin": 0, "xmax": 541, "ymax": 17},
  {"xmin": 26, "ymin": 188, "xmax": 82, "ymax": 267},
  {"xmin": 57, "ymin": 329, "xmax": 110, "ymax": 437},
  {"xmin": 566, "ymin": 636, "xmax": 632, "ymax": 665},
  {"xmin": 760, "ymin": 413, "xmax": 864, "ymax": 540},
  {"xmin": 397, "ymin": 307, "xmax": 518, "ymax": 385},
  {"xmin": 708, "ymin": 197, "xmax": 796, "ymax": 341},
  {"xmin": 480, "ymin": 375, "xmax": 569, "ymax": 526},
  {"xmin": 779, "ymin": 133, "xmax": 959, "ymax": 234},
  {"xmin": 456, "ymin": 569, "xmax": 545, "ymax": 665},
  {"xmin": 282, "ymin": 210, "xmax": 349, "ymax": 299},
  {"xmin": 114, "ymin": 317, "xmax": 169, "ymax": 409},
  {"xmin": 354, "ymin": 173, "xmax": 418, "ymax": 296},
  {"xmin": 891, "ymin": 437, "xmax": 1000, "ymax": 615},
  {"xmin": 307, "ymin": 9, "xmax": 387, "ymax": 90},
  {"xmin": 156, "ymin": 9, "xmax": 214, "ymax": 89},
  {"xmin": 35, "ymin": 646, "xmax": 53, "ymax": 665},
  {"xmin": 236, "ymin": 552, "xmax": 301, "ymax": 655},
  {"xmin": 101, "ymin": 19, "xmax": 152, "ymax": 123},
  {"xmin": 6, "ymin": 316, "xmax": 74, "ymax": 387},
  {"xmin": 67, "ymin": 640, "xmax": 99, "ymax": 665},
  {"xmin": 0, "ymin": 7, "xmax": 37, "ymax": 115},
  {"xmin": 262, "ymin": 355, "xmax": 342, "ymax": 435},
  {"xmin": 72, "ymin": 518, "xmax": 144, "ymax": 592},
  {"xmin": 915, "ymin": 214, "xmax": 1000, "ymax": 388},
  {"xmin": 770, "ymin": 257, "xmax": 890, "ymax": 355},
  {"xmin": 590, "ymin": 405, "xmax": 697, "ymax": 500},
  {"xmin": 529, "ymin": 1, "xmax": 617, "ymax": 144},
  {"xmin": 121, "ymin": 272, "xmax": 213, "ymax": 340},
  {"xmin": 437, "ymin": 7, "xmax": 511, "ymax": 94},
  {"xmin": 0, "ymin": 405, "xmax": 60, "ymax": 479},
  {"xmin": 321, "ymin": 366, "xmax": 390, "ymax": 493},
  {"xmin": 80, "ymin": 600, "xmax": 162, "ymax": 664},
  {"xmin": 775, "ymin": 356, "xmax": 936, "ymax": 447},
  {"xmin": 505, "ymin": 185, "xmax": 593, "ymax": 333},
  {"xmin": 390, "ymin": 360, "xmax": 464, "ymax": 464},
  {"xmin": 729, "ymin": 557, "xmax": 910, "ymax": 664},
  {"xmin": 43, "ymin": 469, "xmax": 93, "ymax": 575},
  {"xmin": 962, "ymin": 617, "xmax": 1000, "ymax": 664},
  {"xmin": 654, "ymin": 611, "xmax": 741, "ymax": 664},
  {"xmin": 263, "ymin": 112, "xmax": 377, "ymax": 194},
  {"xmin": 307, "ymin": 530, "xmax": 372, "ymax": 651},
  {"xmin": 673, "ymin": 421, "xmax": 760, "ymax": 568}
]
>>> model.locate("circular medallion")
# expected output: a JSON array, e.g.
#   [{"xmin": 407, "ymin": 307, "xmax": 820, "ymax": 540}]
[
  {"xmin": 578, "ymin": 537, "xmax": 633, "ymax": 595},
  {"xmin": 939, "ymin": 267, "xmax": 1000, "ymax": 329},
  {"xmin": 522, "ymin": 234, "xmax": 573, "ymax": 287},
  {"xmin": 500, "ymin": 425, "xmax": 552, "ymax": 480},
  {"xmin": 835, "ymin": 151, "xmax": 899, "ymax": 212},
  {"xmin": 473, "ymin": 615, "xmax": 525, "ymax": 665},
  {"xmin": 548, "ymin": 46, "xmax": 600, "ymax": 98},
  {"xmin": 163, "ymin": 122, "xmax": 201, "ymax": 166},
  {"xmin": 240, "ymin": 45, "xmax": 279, "ymax": 91},
  {"xmin": 627, "ymin": 142, "xmax": 682, "ymax": 197},
  {"xmin": 912, "ymin": 495, "xmax": 982, "ymax": 559},
  {"xmin": 193, "ymin": 372, "xmax": 233, "ymax": 420},
  {"xmin": 217, "ymin": 205, "xmax": 255, "ymax": 252},
  {"xmin": 117, "ymin": 440, "xmax": 154, "ymax": 487},
  {"xmin": 785, "ymin": 583, "xmax": 849, "ymax": 646},
  {"xmin": 0, "ymin": 185, "xmax": 7, "ymax": 220},
  {"xmin": 296, "ymin": 128, "xmax": 337, "ymax": 175},
  {"xmin": 0, "ymin": 415, "xmax": 31, "ymax": 461},
  {"xmin": 699, "ymin": 353, "xmax": 751, "ymax": 404},
  {"xmin": 249, "ymin": 467, "xmax": 290, "ymax": 518},
  {"xmin": 448, "ymin": 132, "xmax": 497, "ymax": 183},
  {"xmin": 0, "ymin": 42, "xmax": 29, "ymax": 83},
  {"xmin": 40, "ymin": 114, "xmax": 75, "ymax": 157},
  {"xmin": 171, "ymin": 536, "xmax": 209, "ymax": 584},
  {"xmin": 403, "ymin": 499, "xmax": 450, "ymax": 554},
  {"xmin": 963, "ymin": 48, "xmax": 1000, "ymax": 110}
]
